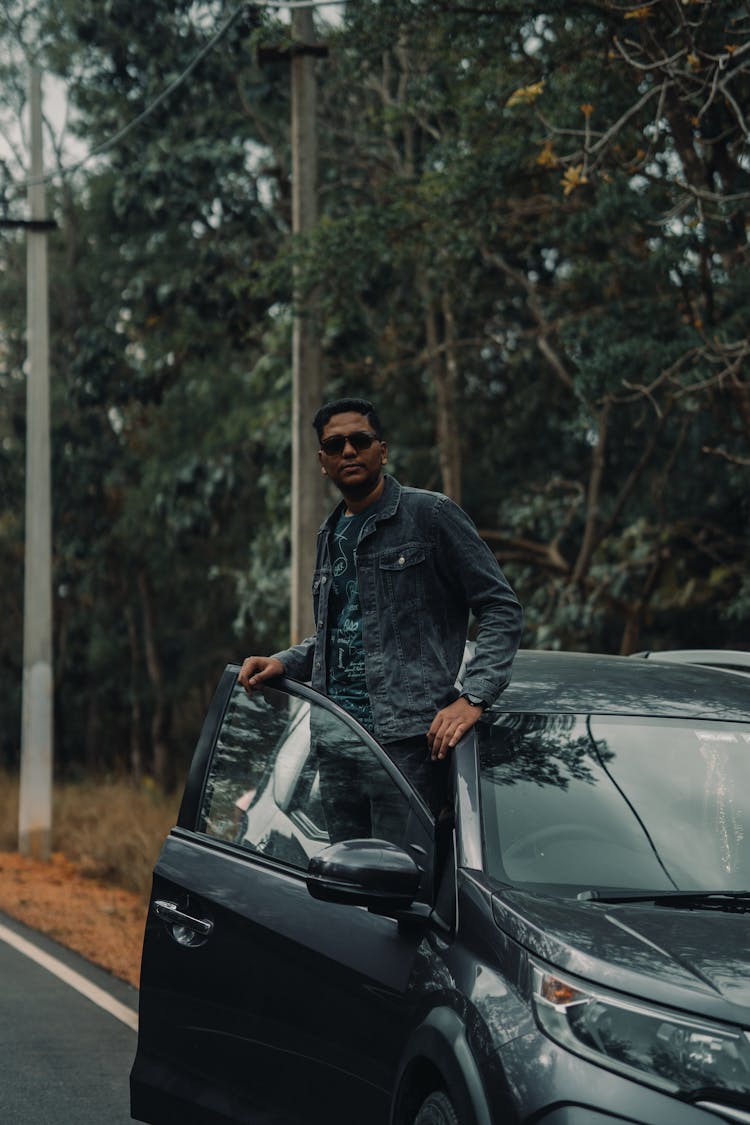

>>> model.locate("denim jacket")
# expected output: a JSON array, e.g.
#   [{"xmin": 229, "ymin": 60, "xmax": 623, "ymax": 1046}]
[{"xmin": 272, "ymin": 475, "xmax": 523, "ymax": 742}]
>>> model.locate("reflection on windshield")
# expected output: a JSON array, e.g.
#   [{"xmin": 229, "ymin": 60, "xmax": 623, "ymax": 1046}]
[{"xmin": 478, "ymin": 714, "xmax": 750, "ymax": 896}]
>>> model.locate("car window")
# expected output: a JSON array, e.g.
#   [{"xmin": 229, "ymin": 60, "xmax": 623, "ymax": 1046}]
[
  {"xmin": 197, "ymin": 684, "xmax": 412, "ymax": 872},
  {"xmin": 478, "ymin": 713, "xmax": 750, "ymax": 896}
]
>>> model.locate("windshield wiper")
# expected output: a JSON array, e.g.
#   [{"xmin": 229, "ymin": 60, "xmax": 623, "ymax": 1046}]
[{"xmin": 577, "ymin": 889, "xmax": 750, "ymax": 911}]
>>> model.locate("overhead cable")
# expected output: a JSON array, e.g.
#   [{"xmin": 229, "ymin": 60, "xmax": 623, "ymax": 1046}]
[{"xmin": 16, "ymin": 0, "xmax": 343, "ymax": 190}]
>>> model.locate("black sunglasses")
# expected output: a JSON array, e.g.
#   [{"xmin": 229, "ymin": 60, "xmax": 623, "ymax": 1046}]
[{"xmin": 319, "ymin": 430, "xmax": 380, "ymax": 456}]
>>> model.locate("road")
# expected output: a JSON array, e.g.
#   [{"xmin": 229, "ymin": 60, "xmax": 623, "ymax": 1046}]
[{"xmin": 0, "ymin": 910, "xmax": 138, "ymax": 1124}]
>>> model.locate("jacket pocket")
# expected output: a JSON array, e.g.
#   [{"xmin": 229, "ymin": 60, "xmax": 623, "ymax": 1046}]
[
  {"xmin": 378, "ymin": 544, "xmax": 427, "ymax": 571},
  {"xmin": 311, "ymin": 567, "xmax": 332, "ymax": 621},
  {"xmin": 312, "ymin": 570, "xmax": 328, "ymax": 593},
  {"xmin": 378, "ymin": 543, "xmax": 427, "ymax": 611}
]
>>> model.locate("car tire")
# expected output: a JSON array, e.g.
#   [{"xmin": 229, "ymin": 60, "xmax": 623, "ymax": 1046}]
[{"xmin": 413, "ymin": 1090, "xmax": 460, "ymax": 1124}]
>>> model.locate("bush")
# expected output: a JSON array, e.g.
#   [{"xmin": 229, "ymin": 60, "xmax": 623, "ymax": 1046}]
[{"xmin": 0, "ymin": 773, "xmax": 179, "ymax": 898}]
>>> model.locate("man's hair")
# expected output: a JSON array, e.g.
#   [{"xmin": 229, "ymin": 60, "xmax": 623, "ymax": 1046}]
[{"xmin": 312, "ymin": 398, "xmax": 383, "ymax": 441}]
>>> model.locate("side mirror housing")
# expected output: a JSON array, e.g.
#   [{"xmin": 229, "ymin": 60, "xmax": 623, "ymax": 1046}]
[{"xmin": 305, "ymin": 838, "xmax": 421, "ymax": 910}]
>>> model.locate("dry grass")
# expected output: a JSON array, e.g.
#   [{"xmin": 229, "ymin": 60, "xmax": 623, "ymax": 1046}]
[{"xmin": 0, "ymin": 772, "xmax": 180, "ymax": 899}]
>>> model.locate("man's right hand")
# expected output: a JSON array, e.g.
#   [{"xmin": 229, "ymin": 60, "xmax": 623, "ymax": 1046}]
[{"xmin": 237, "ymin": 656, "xmax": 285, "ymax": 693}]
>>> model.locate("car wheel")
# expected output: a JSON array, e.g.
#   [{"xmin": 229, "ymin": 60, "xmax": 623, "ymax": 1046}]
[{"xmin": 413, "ymin": 1090, "xmax": 459, "ymax": 1124}]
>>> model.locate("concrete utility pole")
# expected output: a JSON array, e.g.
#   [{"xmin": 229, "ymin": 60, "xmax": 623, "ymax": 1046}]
[
  {"xmin": 289, "ymin": 6, "xmax": 325, "ymax": 643},
  {"xmin": 19, "ymin": 64, "xmax": 53, "ymax": 861}
]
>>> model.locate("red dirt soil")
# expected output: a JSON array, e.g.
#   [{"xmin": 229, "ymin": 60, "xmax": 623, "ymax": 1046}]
[{"xmin": 0, "ymin": 850, "xmax": 145, "ymax": 988}]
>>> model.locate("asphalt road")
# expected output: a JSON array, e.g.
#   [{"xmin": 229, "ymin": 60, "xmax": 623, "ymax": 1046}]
[{"xmin": 0, "ymin": 911, "xmax": 139, "ymax": 1124}]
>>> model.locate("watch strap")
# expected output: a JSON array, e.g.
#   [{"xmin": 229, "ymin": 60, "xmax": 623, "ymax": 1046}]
[{"xmin": 461, "ymin": 692, "xmax": 487, "ymax": 710}]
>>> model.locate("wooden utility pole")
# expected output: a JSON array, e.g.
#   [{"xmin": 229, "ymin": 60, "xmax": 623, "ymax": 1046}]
[
  {"xmin": 289, "ymin": 7, "xmax": 325, "ymax": 644},
  {"xmin": 19, "ymin": 64, "xmax": 53, "ymax": 861}
]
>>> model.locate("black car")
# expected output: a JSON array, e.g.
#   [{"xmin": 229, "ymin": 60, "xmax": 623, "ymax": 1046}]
[{"xmin": 130, "ymin": 650, "xmax": 750, "ymax": 1125}]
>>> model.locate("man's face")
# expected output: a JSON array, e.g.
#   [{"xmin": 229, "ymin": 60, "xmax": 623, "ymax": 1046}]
[{"xmin": 318, "ymin": 411, "xmax": 387, "ymax": 498}]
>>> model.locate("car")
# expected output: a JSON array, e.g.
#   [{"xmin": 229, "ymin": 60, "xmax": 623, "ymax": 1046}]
[
  {"xmin": 631, "ymin": 649, "xmax": 750, "ymax": 677},
  {"xmin": 130, "ymin": 650, "xmax": 750, "ymax": 1125}
]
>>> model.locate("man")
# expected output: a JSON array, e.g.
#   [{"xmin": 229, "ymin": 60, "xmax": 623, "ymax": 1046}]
[{"xmin": 238, "ymin": 397, "xmax": 523, "ymax": 823}]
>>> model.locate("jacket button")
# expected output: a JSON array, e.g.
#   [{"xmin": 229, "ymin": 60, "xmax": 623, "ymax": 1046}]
[
  {"xmin": 398, "ymin": 556, "xmax": 405, "ymax": 566},
  {"xmin": 321, "ymin": 575, "xmax": 327, "ymax": 584}
]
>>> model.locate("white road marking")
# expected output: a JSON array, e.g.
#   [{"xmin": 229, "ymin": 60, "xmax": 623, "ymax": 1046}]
[{"xmin": 0, "ymin": 920, "xmax": 138, "ymax": 1031}]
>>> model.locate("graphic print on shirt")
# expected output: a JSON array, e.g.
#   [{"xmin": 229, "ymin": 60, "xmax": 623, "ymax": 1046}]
[{"xmin": 327, "ymin": 510, "xmax": 373, "ymax": 729}]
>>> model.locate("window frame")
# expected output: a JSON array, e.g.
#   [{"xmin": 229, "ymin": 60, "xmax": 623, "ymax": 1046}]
[{"xmin": 175, "ymin": 664, "xmax": 436, "ymax": 882}]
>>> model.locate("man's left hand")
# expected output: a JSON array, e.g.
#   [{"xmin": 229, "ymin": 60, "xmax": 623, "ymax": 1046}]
[{"xmin": 427, "ymin": 697, "xmax": 484, "ymax": 760}]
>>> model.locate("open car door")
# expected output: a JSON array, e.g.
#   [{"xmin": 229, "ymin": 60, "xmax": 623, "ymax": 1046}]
[{"xmin": 130, "ymin": 666, "xmax": 436, "ymax": 1125}]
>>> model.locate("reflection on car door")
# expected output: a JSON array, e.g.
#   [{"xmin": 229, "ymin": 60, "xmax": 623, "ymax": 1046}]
[{"xmin": 131, "ymin": 669, "xmax": 436, "ymax": 1125}]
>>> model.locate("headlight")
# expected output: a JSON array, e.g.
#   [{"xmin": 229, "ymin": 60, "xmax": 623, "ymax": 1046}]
[{"xmin": 532, "ymin": 962, "xmax": 750, "ymax": 1099}]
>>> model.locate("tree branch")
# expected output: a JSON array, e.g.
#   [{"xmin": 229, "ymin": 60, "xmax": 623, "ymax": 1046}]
[{"xmin": 571, "ymin": 397, "xmax": 611, "ymax": 585}]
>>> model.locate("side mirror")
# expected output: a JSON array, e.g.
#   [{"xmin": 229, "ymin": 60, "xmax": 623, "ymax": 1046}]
[{"xmin": 305, "ymin": 838, "xmax": 421, "ymax": 910}]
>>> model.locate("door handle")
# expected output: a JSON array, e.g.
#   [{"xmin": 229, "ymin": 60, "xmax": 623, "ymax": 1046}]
[{"xmin": 153, "ymin": 899, "xmax": 214, "ymax": 937}]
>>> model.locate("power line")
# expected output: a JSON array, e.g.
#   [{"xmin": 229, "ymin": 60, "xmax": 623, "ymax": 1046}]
[{"xmin": 13, "ymin": 0, "xmax": 344, "ymax": 191}]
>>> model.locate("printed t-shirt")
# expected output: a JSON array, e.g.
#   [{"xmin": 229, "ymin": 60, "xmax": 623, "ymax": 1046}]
[{"xmin": 326, "ymin": 501, "xmax": 382, "ymax": 730}]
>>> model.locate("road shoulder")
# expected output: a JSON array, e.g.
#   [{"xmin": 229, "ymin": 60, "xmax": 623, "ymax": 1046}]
[{"xmin": 0, "ymin": 850, "xmax": 145, "ymax": 988}]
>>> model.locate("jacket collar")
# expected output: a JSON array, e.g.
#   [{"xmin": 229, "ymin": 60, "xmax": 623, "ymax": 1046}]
[{"xmin": 320, "ymin": 473, "xmax": 401, "ymax": 533}]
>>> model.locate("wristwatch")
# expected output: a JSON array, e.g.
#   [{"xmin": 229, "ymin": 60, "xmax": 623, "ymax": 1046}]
[{"xmin": 461, "ymin": 692, "xmax": 487, "ymax": 710}]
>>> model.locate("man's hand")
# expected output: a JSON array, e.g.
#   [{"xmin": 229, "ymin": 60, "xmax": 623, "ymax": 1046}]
[
  {"xmin": 237, "ymin": 656, "xmax": 284, "ymax": 693},
  {"xmin": 427, "ymin": 697, "xmax": 484, "ymax": 760}
]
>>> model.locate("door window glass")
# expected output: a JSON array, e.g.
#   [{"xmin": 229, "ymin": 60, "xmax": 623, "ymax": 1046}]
[{"xmin": 197, "ymin": 684, "xmax": 411, "ymax": 871}]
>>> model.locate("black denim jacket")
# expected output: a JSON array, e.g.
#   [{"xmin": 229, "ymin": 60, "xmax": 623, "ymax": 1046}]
[{"xmin": 272, "ymin": 475, "xmax": 523, "ymax": 741}]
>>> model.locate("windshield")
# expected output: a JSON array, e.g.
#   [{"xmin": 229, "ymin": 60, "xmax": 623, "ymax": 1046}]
[{"xmin": 478, "ymin": 713, "xmax": 750, "ymax": 897}]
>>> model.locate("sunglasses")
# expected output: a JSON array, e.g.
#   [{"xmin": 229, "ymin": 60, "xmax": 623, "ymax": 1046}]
[{"xmin": 319, "ymin": 430, "xmax": 380, "ymax": 456}]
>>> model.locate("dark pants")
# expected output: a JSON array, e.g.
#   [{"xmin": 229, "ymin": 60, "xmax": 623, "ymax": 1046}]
[
  {"xmin": 316, "ymin": 734, "xmax": 451, "ymax": 847},
  {"xmin": 381, "ymin": 735, "xmax": 451, "ymax": 819}
]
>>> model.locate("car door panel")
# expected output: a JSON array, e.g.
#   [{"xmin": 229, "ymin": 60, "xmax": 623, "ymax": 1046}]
[
  {"xmin": 135, "ymin": 838, "xmax": 426, "ymax": 1124},
  {"xmin": 155, "ymin": 830, "xmax": 427, "ymax": 991},
  {"xmin": 132, "ymin": 671, "xmax": 436, "ymax": 1125}
]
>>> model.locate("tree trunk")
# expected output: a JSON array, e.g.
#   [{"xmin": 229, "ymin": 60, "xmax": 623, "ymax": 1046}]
[
  {"xmin": 619, "ymin": 554, "xmax": 663, "ymax": 656},
  {"xmin": 438, "ymin": 291, "xmax": 462, "ymax": 504},
  {"xmin": 84, "ymin": 690, "xmax": 101, "ymax": 775},
  {"xmin": 137, "ymin": 569, "xmax": 171, "ymax": 790},
  {"xmin": 420, "ymin": 282, "xmax": 462, "ymax": 501},
  {"xmin": 571, "ymin": 399, "xmax": 611, "ymax": 586},
  {"xmin": 125, "ymin": 601, "xmax": 144, "ymax": 786}
]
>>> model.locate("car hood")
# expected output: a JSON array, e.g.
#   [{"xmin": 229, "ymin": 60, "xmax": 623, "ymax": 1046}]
[{"xmin": 492, "ymin": 889, "xmax": 750, "ymax": 1023}]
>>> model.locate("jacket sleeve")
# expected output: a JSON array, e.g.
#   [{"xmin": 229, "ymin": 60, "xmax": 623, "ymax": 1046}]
[
  {"xmin": 433, "ymin": 496, "xmax": 523, "ymax": 706},
  {"xmin": 270, "ymin": 635, "xmax": 317, "ymax": 683}
]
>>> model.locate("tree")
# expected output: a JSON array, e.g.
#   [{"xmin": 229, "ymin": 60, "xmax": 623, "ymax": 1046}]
[
  {"xmin": 285, "ymin": 0, "xmax": 750, "ymax": 653},
  {"xmin": 1, "ymin": 0, "xmax": 297, "ymax": 783},
  {"xmin": 1, "ymin": 0, "xmax": 747, "ymax": 787}
]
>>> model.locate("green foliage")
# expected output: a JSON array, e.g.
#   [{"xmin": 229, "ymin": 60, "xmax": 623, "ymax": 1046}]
[{"xmin": 1, "ymin": 0, "xmax": 748, "ymax": 780}]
